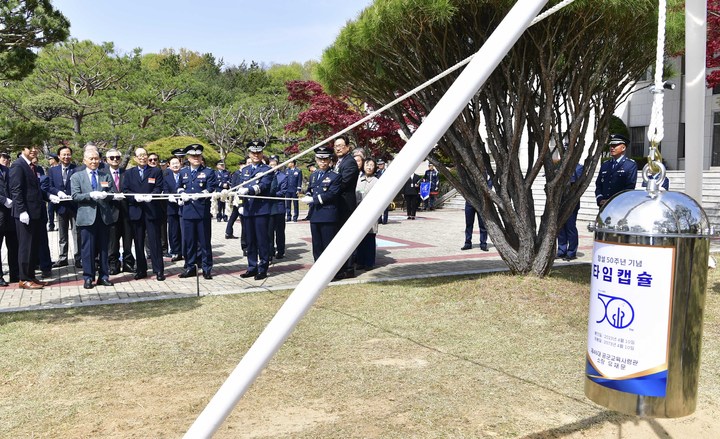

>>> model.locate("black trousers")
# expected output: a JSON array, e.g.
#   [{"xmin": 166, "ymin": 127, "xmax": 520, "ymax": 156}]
[
  {"xmin": 132, "ymin": 215, "xmax": 164, "ymax": 275},
  {"xmin": 0, "ymin": 226, "xmax": 19, "ymax": 280},
  {"xmin": 15, "ymin": 218, "xmax": 43, "ymax": 281}
]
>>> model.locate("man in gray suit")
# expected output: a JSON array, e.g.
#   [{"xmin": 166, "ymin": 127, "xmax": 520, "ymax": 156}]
[{"xmin": 71, "ymin": 149, "xmax": 123, "ymax": 289}]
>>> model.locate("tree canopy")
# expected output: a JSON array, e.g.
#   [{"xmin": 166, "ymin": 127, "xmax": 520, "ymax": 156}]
[
  {"xmin": 0, "ymin": 0, "xmax": 69, "ymax": 80},
  {"xmin": 319, "ymin": 0, "xmax": 684, "ymax": 275}
]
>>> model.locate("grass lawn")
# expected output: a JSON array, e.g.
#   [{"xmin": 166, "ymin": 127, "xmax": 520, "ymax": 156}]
[{"xmin": 1, "ymin": 265, "xmax": 719, "ymax": 438}]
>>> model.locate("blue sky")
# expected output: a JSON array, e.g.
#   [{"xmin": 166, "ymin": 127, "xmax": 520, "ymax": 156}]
[{"xmin": 52, "ymin": 0, "xmax": 373, "ymax": 67}]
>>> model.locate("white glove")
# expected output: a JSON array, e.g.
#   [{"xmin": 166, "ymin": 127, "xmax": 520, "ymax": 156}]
[
  {"xmin": 232, "ymin": 196, "xmax": 242, "ymax": 207},
  {"xmin": 113, "ymin": 193, "xmax": 125, "ymax": 200},
  {"xmin": 238, "ymin": 207, "xmax": 244, "ymax": 216},
  {"xmin": 89, "ymin": 191, "xmax": 103, "ymax": 200},
  {"xmin": 177, "ymin": 199, "xmax": 184, "ymax": 206},
  {"xmin": 97, "ymin": 191, "xmax": 108, "ymax": 200},
  {"xmin": 180, "ymin": 192, "xmax": 190, "ymax": 202},
  {"xmin": 168, "ymin": 195, "xmax": 177, "ymax": 204},
  {"xmin": 19, "ymin": 212, "xmax": 29, "ymax": 225},
  {"xmin": 238, "ymin": 187, "xmax": 249, "ymax": 195},
  {"xmin": 190, "ymin": 192, "xmax": 202, "ymax": 200},
  {"xmin": 134, "ymin": 194, "xmax": 147, "ymax": 202},
  {"xmin": 301, "ymin": 195, "xmax": 314, "ymax": 204},
  {"xmin": 3, "ymin": 198, "xmax": 11, "ymax": 208},
  {"xmin": 57, "ymin": 191, "xmax": 68, "ymax": 199},
  {"xmin": 212, "ymin": 192, "xmax": 222, "ymax": 200},
  {"xmin": 49, "ymin": 194, "xmax": 61, "ymax": 204}
]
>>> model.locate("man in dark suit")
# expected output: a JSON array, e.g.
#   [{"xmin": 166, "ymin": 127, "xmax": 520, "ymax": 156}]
[
  {"xmin": 237, "ymin": 140, "xmax": 273, "ymax": 280},
  {"xmin": 0, "ymin": 152, "xmax": 18, "ymax": 286},
  {"xmin": 331, "ymin": 135, "xmax": 359, "ymax": 279},
  {"xmin": 176, "ymin": 144, "xmax": 216, "ymax": 279},
  {"xmin": 301, "ymin": 146, "xmax": 341, "ymax": 262},
  {"xmin": 164, "ymin": 156, "xmax": 184, "ymax": 262},
  {"xmin": 104, "ymin": 149, "xmax": 135, "ymax": 274},
  {"xmin": 71, "ymin": 149, "xmax": 122, "ymax": 289},
  {"xmin": 403, "ymin": 173, "xmax": 422, "ymax": 219},
  {"xmin": 121, "ymin": 147, "xmax": 165, "ymax": 281},
  {"xmin": 9, "ymin": 145, "xmax": 47, "ymax": 289},
  {"xmin": 595, "ymin": 134, "xmax": 638, "ymax": 207},
  {"xmin": 47, "ymin": 145, "xmax": 81, "ymax": 268}
]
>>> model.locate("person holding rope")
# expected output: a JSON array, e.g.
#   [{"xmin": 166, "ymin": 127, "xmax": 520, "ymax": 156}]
[
  {"xmin": 0, "ymin": 151, "xmax": 18, "ymax": 286},
  {"xmin": 176, "ymin": 144, "xmax": 217, "ymax": 279},
  {"xmin": 302, "ymin": 146, "xmax": 341, "ymax": 262},
  {"xmin": 71, "ymin": 148, "xmax": 123, "ymax": 289},
  {"xmin": 47, "ymin": 145, "xmax": 81, "ymax": 269},
  {"xmin": 164, "ymin": 156, "xmax": 184, "ymax": 263},
  {"xmin": 238, "ymin": 140, "xmax": 273, "ymax": 281},
  {"xmin": 122, "ymin": 147, "xmax": 165, "ymax": 281},
  {"xmin": 105, "ymin": 149, "xmax": 136, "ymax": 274}
]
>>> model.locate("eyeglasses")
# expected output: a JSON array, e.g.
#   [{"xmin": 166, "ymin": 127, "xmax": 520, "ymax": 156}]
[
  {"xmin": 148, "ymin": 158, "xmax": 158, "ymax": 162},
  {"xmin": 106, "ymin": 156, "xmax": 121, "ymax": 160}
]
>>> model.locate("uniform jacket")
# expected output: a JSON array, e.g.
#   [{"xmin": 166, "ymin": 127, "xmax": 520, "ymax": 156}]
[
  {"xmin": 178, "ymin": 165, "xmax": 216, "ymax": 220},
  {"xmin": 333, "ymin": 155, "xmax": 359, "ymax": 221},
  {"xmin": 595, "ymin": 155, "xmax": 637, "ymax": 205},
  {"xmin": 215, "ymin": 169, "xmax": 231, "ymax": 190},
  {"xmin": 9, "ymin": 157, "xmax": 44, "ymax": 220},
  {"xmin": 237, "ymin": 163, "xmax": 273, "ymax": 217},
  {"xmin": 423, "ymin": 169, "xmax": 439, "ymax": 192},
  {"xmin": 47, "ymin": 163, "xmax": 78, "ymax": 216},
  {"xmin": 269, "ymin": 170, "xmax": 288, "ymax": 216},
  {"xmin": 0, "ymin": 164, "xmax": 14, "ymax": 231},
  {"xmin": 121, "ymin": 165, "xmax": 164, "ymax": 221},
  {"xmin": 307, "ymin": 169, "xmax": 341, "ymax": 223},
  {"xmin": 164, "ymin": 171, "xmax": 184, "ymax": 217},
  {"xmin": 71, "ymin": 169, "xmax": 119, "ymax": 226},
  {"xmin": 284, "ymin": 167, "xmax": 303, "ymax": 194}
]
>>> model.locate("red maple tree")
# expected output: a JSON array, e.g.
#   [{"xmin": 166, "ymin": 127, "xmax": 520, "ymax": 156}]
[
  {"xmin": 708, "ymin": 0, "xmax": 720, "ymax": 88},
  {"xmin": 284, "ymin": 80, "xmax": 404, "ymax": 160}
]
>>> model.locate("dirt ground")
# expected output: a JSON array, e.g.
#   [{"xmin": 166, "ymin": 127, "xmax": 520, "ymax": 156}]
[{"xmin": 1, "ymin": 265, "xmax": 719, "ymax": 438}]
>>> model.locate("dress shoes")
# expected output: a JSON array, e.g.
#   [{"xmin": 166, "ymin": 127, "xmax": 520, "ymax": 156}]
[
  {"xmin": 555, "ymin": 253, "xmax": 567, "ymax": 259},
  {"xmin": 254, "ymin": 272, "xmax": 267, "ymax": 280},
  {"xmin": 240, "ymin": 270, "xmax": 258, "ymax": 278},
  {"xmin": 97, "ymin": 278, "xmax": 114, "ymax": 287},
  {"xmin": 225, "ymin": 234, "xmax": 238, "ymax": 239},
  {"xmin": 564, "ymin": 254, "xmax": 578, "ymax": 261},
  {"xmin": 171, "ymin": 254, "xmax": 183, "ymax": 262},
  {"xmin": 275, "ymin": 253, "xmax": 284, "ymax": 259},
  {"xmin": 460, "ymin": 244, "xmax": 472, "ymax": 251},
  {"xmin": 41, "ymin": 270, "xmax": 52, "ymax": 278},
  {"xmin": 156, "ymin": 273, "xmax": 166, "ymax": 281},
  {"xmin": 178, "ymin": 268, "xmax": 197, "ymax": 278},
  {"xmin": 203, "ymin": 273, "xmax": 213, "ymax": 280},
  {"xmin": 32, "ymin": 278, "xmax": 48, "ymax": 286},
  {"xmin": 133, "ymin": 272, "xmax": 148, "ymax": 280},
  {"xmin": 19, "ymin": 280, "xmax": 44, "ymax": 289},
  {"xmin": 0, "ymin": 277, "xmax": 8, "ymax": 287},
  {"xmin": 52, "ymin": 260, "xmax": 68, "ymax": 268},
  {"xmin": 83, "ymin": 279, "xmax": 94, "ymax": 289},
  {"xmin": 480, "ymin": 245, "xmax": 489, "ymax": 252}
]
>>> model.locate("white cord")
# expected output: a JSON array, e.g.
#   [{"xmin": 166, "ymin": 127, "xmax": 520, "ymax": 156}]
[{"xmin": 648, "ymin": 0, "xmax": 667, "ymax": 145}]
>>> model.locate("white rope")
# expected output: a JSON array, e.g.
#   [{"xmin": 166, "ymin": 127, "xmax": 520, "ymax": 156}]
[{"xmin": 647, "ymin": 0, "xmax": 667, "ymax": 145}]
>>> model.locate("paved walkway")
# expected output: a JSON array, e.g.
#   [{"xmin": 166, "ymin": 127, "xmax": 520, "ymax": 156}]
[{"xmin": 0, "ymin": 208, "xmax": 715, "ymax": 313}]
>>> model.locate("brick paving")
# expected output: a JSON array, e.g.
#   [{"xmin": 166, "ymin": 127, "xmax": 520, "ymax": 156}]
[{"xmin": 1, "ymin": 205, "xmax": 711, "ymax": 313}]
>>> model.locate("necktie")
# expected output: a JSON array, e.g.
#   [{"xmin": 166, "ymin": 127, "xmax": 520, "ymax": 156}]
[
  {"xmin": 62, "ymin": 167, "xmax": 68, "ymax": 184},
  {"xmin": 139, "ymin": 166, "xmax": 144, "ymax": 180},
  {"xmin": 191, "ymin": 169, "xmax": 197, "ymax": 179},
  {"xmin": 318, "ymin": 171, "xmax": 324, "ymax": 182},
  {"xmin": 113, "ymin": 170, "xmax": 120, "ymax": 189},
  {"xmin": 30, "ymin": 163, "xmax": 36, "ymax": 176},
  {"xmin": 91, "ymin": 171, "xmax": 98, "ymax": 190},
  {"xmin": 175, "ymin": 173, "xmax": 179, "ymax": 185}
]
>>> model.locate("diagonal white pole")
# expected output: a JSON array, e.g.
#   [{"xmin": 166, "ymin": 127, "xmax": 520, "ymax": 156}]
[{"xmin": 184, "ymin": 0, "xmax": 549, "ymax": 437}]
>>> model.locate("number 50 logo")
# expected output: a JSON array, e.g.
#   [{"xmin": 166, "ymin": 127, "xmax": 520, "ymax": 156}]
[{"xmin": 596, "ymin": 293, "xmax": 635, "ymax": 329}]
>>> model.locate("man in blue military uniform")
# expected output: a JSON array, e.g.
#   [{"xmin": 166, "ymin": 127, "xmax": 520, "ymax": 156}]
[
  {"xmin": 301, "ymin": 146, "xmax": 342, "ymax": 262},
  {"xmin": 422, "ymin": 163, "xmax": 439, "ymax": 211},
  {"xmin": 284, "ymin": 159, "xmax": 303, "ymax": 222},
  {"xmin": 176, "ymin": 144, "xmax": 217, "ymax": 279},
  {"xmin": 237, "ymin": 140, "xmax": 273, "ymax": 280},
  {"xmin": 557, "ymin": 162, "xmax": 584, "ymax": 260},
  {"xmin": 121, "ymin": 147, "xmax": 165, "ymax": 281},
  {"xmin": 595, "ymin": 134, "xmax": 638, "ymax": 207},
  {"xmin": 214, "ymin": 161, "xmax": 230, "ymax": 222}
]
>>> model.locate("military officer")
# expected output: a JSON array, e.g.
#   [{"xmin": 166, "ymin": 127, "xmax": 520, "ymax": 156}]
[
  {"xmin": 237, "ymin": 140, "xmax": 273, "ymax": 280},
  {"xmin": 215, "ymin": 161, "xmax": 230, "ymax": 222},
  {"xmin": 301, "ymin": 146, "xmax": 342, "ymax": 262},
  {"xmin": 595, "ymin": 134, "xmax": 638, "ymax": 207},
  {"xmin": 175, "ymin": 144, "xmax": 216, "ymax": 279},
  {"xmin": 284, "ymin": 160, "xmax": 303, "ymax": 222}
]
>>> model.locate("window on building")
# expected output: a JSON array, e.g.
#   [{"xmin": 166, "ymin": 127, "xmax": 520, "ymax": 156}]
[
  {"xmin": 678, "ymin": 123, "xmax": 685, "ymax": 159},
  {"xmin": 629, "ymin": 126, "xmax": 646, "ymax": 158},
  {"xmin": 713, "ymin": 84, "xmax": 720, "ymax": 95}
]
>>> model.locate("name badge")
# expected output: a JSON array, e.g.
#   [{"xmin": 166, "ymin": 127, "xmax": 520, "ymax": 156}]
[
  {"xmin": 100, "ymin": 181, "xmax": 110, "ymax": 188},
  {"xmin": 148, "ymin": 178, "xmax": 156, "ymax": 184}
]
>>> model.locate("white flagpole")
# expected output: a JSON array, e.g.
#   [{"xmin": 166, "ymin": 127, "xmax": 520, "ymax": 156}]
[{"xmin": 185, "ymin": 0, "xmax": 549, "ymax": 437}]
